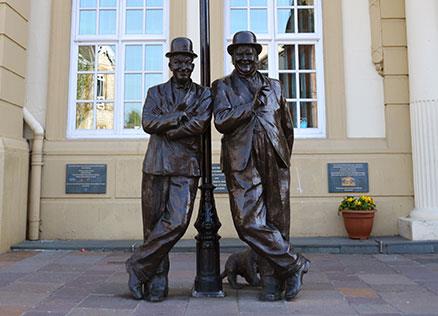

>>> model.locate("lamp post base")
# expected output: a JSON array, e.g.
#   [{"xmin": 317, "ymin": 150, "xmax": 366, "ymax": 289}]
[{"xmin": 192, "ymin": 289, "xmax": 225, "ymax": 298}]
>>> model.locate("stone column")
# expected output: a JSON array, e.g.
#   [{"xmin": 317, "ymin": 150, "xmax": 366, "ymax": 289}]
[{"xmin": 399, "ymin": 0, "xmax": 438, "ymax": 240}]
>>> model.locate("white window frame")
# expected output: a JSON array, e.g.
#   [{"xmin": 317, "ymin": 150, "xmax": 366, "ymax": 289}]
[
  {"xmin": 68, "ymin": 0, "xmax": 169, "ymax": 139},
  {"xmin": 224, "ymin": 0, "xmax": 326, "ymax": 138}
]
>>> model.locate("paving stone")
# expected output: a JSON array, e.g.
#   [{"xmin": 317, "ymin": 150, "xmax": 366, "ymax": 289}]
[
  {"xmin": 20, "ymin": 272, "xmax": 81, "ymax": 284},
  {"xmin": 50, "ymin": 286, "xmax": 94, "ymax": 301},
  {"xmin": 286, "ymin": 298, "xmax": 358, "ymax": 315},
  {"xmin": 358, "ymin": 274, "xmax": 418, "ymax": 285},
  {"xmin": 0, "ymin": 252, "xmax": 37, "ymax": 262},
  {"xmin": 32, "ymin": 296, "xmax": 81, "ymax": 314},
  {"xmin": 37, "ymin": 263, "xmax": 91, "ymax": 273},
  {"xmin": 351, "ymin": 302, "xmax": 401, "ymax": 315},
  {"xmin": 67, "ymin": 308, "xmax": 134, "ymax": 316},
  {"xmin": 78, "ymin": 294, "xmax": 139, "ymax": 309},
  {"xmin": 0, "ymin": 290, "xmax": 50, "ymax": 307},
  {"xmin": 0, "ymin": 272, "xmax": 27, "ymax": 287},
  {"xmin": 0, "ymin": 281, "xmax": 63, "ymax": 294},
  {"xmin": 338, "ymin": 287, "xmax": 379, "ymax": 299},
  {"xmin": 23, "ymin": 311, "xmax": 66, "ymax": 316},
  {"xmin": 0, "ymin": 305, "xmax": 27, "ymax": 316},
  {"xmin": 133, "ymin": 299, "xmax": 188, "ymax": 316},
  {"xmin": 379, "ymin": 289, "xmax": 438, "ymax": 314},
  {"xmin": 91, "ymin": 282, "xmax": 129, "ymax": 295}
]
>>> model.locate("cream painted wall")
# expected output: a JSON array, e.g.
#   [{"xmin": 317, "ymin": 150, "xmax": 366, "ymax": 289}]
[
  {"xmin": 0, "ymin": 0, "xmax": 30, "ymax": 253},
  {"xmin": 342, "ymin": 0, "xmax": 386, "ymax": 138}
]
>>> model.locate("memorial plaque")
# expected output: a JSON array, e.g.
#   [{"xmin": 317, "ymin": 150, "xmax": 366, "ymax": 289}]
[
  {"xmin": 212, "ymin": 163, "xmax": 228, "ymax": 193},
  {"xmin": 66, "ymin": 164, "xmax": 107, "ymax": 194},
  {"xmin": 328, "ymin": 163, "xmax": 369, "ymax": 193}
]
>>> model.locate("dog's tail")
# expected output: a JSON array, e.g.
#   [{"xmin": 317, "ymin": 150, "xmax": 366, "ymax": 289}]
[{"xmin": 220, "ymin": 270, "xmax": 227, "ymax": 280}]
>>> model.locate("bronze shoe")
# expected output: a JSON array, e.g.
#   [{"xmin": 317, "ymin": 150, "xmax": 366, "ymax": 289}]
[
  {"xmin": 284, "ymin": 257, "xmax": 311, "ymax": 301},
  {"xmin": 146, "ymin": 275, "xmax": 168, "ymax": 303},
  {"xmin": 259, "ymin": 275, "xmax": 283, "ymax": 301},
  {"xmin": 126, "ymin": 263, "xmax": 144, "ymax": 300}
]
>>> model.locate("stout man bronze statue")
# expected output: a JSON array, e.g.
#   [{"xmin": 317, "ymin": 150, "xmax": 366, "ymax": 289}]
[
  {"xmin": 212, "ymin": 31, "xmax": 310, "ymax": 301},
  {"xmin": 126, "ymin": 37, "xmax": 211, "ymax": 302}
]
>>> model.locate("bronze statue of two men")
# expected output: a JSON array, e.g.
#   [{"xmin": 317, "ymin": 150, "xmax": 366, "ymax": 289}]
[{"xmin": 125, "ymin": 31, "xmax": 310, "ymax": 302}]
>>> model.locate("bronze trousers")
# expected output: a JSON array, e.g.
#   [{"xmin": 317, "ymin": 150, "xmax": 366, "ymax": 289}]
[
  {"xmin": 126, "ymin": 173, "xmax": 199, "ymax": 282},
  {"xmin": 224, "ymin": 129, "xmax": 301, "ymax": 277}
]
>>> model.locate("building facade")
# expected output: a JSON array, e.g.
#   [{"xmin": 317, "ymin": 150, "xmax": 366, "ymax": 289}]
[{"xmin": 0, "ymin": 0, "xmax": 436, "ymax": 253}]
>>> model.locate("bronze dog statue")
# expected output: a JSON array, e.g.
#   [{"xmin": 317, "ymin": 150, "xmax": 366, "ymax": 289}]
[{"xmin": 221, "ymin": 248, "xmax": 261, "ymax": 289}]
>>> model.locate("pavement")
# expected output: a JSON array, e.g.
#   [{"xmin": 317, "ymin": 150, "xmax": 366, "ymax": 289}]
[{"xmin": 1, "ymin": 250, "xmax": 438, "ymax": 315}]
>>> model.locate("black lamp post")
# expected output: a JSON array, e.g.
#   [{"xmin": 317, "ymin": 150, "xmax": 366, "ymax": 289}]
[{"xmin": 192, "ymin": 0, "xmax": 224, "ymax": 298}]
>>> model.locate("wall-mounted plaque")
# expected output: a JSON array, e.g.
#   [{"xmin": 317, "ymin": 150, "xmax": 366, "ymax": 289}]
[
  {"xmin": 212, "ymin": 163, "xmax": 228, "ymax": 193},
  {"xmin": 328, "ymin": 163, "xmax": 369, "ymax": 193},
  {"xmin": 66, "ymin": 164, "xmax": 107, "ymax": 194}
]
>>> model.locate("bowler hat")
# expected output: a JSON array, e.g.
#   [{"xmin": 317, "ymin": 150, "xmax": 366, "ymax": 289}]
[
  {"xmin": 227, "ymin": 31, "xmax": 262, "ymax": 55},
  {"xmin": 165, "ymin": 37, "xmax": 198, "ymax": 58}
]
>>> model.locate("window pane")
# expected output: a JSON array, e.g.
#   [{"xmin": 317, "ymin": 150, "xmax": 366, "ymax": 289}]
[
  {"xmin": 126, "ymin": 10, "xmax": 143, "ymax": 34},
  {"xmin": 298, "ymin": 45, "xmax": 315, "ymax": 69},
  {"xmin": 230, "ymin": 0, "xmax": 247, "ymax": 6},
  {"xmin": 145, "ymin": 45, "xmax": 163, "ymax": 71},
  {"xmin": 298, "ymin": 0, "xmax": 314, "ymax": 5},
  {"xmin": 147, "ymin": 0, "xmax": 163, "ymax": 7},
  {"xmin": 279, "ymin": 73, "xmax": 296, "ymax": 99},
  {"xmin": 250, "ymin": 0, "xmax": 266, "ymax": 6},
  {"xmin": 300, "ymin": 101, "xmax": 317, "ymax": 128},
  {"xmin": 250, "ymin": 9, "xmax": 267, "ymax": 33},
  {"xmin": 277, "ymin": 0, "xmax": 294, "ymax": 6},
  {"xmin": 298, "ymin": 9, "xmax": 314, "ymax": 33},
  {"xmin": 96, "ymin": 74, "xmax": 115, "ymax": 100},
  {"xmin": 77, "ymin": 74, "xmax": 94, "ymax": 100},
  {"xmin": 125, "ymin": 74, "xmax": 142, "ymax": 100},
  {"xmin": 79, "ymin": 10, "xmax": 96, "ymax": 35},
  {"xmin": 258, "ymin": 45, "xmax": 268, "ymax": 71},
  {"xmin": 100, "ymin": 0, "xmax": 116, "ymax": 7},
  {"xmin": 127, "ymin": 0, "xmax": 144, "ymax": 6},
  {"xmin": 230, "ymin": 9, "xmax": 247, "ymax": 34},
  {"xmin": 287, "ymin": 102, "xmax": 297, "ymax": 128},
  {"xmin": 145, "ymin": 74, "xmax": 163, "ymax": 92},
  {"xmin": 146, "ymin": 9, "xmax": 163, "ymax": 34},
  {"xmin": 277, "ymin": 9, "xmax": 294, "ymax": 33},
  {"xmin": 124, "ymin": 102, "xmax": 142, "ymax": 129},
  {"xmin": 78, "ymin": 46, "xmax": 95, "ymax": 71},
  {"xmin": 76, "ymin": 103, "xmax": 94, "ymax": 129},
  {"xmin": 125, "ymin": 45, "xmax": 143, "ymax": 71},
  {"xmin": 80, "ymin": 0, "xmax": 96, "ymax": 8},
  {"xmin": 278, "ymin": 44, "xmax": 295, "ymax": 70},
  {"xmin": 99, "ymin": 10, "xmax": 116, "ymax": 34},
  {"xmin": 97, "ymin": 45, "xmax": 116, "ymax": 71},
  {"xmin": 299, "ymin": 73, "xmax": 317, "ymax": 99},
  {"xmin": 96, "ymin": 102, "xmax": 114, "ymax": 129}
]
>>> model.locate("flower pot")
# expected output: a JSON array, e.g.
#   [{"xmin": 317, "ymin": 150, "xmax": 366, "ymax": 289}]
[{"xmin": 340, "ymin": 209, "xmax": 376, "ymax": 240}]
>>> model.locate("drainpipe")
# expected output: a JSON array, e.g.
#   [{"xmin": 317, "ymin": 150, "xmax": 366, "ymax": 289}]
[{"xmin": 23, "ymin": 108, "xmax": 44, "ymax": 240}]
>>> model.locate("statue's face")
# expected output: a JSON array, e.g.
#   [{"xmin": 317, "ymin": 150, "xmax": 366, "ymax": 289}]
[
  {"xmin": 232, "ymin": 45, "xmax": 258, "ymax": 77},
  {"xmin": 169, "ymin": 54, "xmax": 194, "ymax": 82}
]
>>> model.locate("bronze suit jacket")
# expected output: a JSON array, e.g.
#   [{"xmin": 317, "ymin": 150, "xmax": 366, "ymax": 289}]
[
  {"xmin": 142, "ymin": 78, "xmax": 212, "ymax": 176},
  {"xmin": 212, "ymin": 71, "xmax": 294, "ymax": 172}
]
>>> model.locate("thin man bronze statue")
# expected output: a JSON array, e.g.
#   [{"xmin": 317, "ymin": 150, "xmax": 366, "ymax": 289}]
[
  {"xmin": 126, "ymin": 37, "xmax": 211, "ymax": 302},
  {"xmin": 212, "ymin": 31, "xmax": 310, "ymax": 301}
]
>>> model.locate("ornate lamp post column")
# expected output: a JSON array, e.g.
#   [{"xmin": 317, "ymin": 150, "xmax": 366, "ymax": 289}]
[{"xmin": 192, "ymin": 0, "xmax": 224, "ymax": 297}]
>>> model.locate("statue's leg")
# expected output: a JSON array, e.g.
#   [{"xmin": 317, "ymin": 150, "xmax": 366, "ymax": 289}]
[
  {"xmin": 126, "ymin": 176, "xmax": 198, "ymax": 290},
  {"xmin": 141, "ymin": 173, "xmax": 168, "ymax": 242}
]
